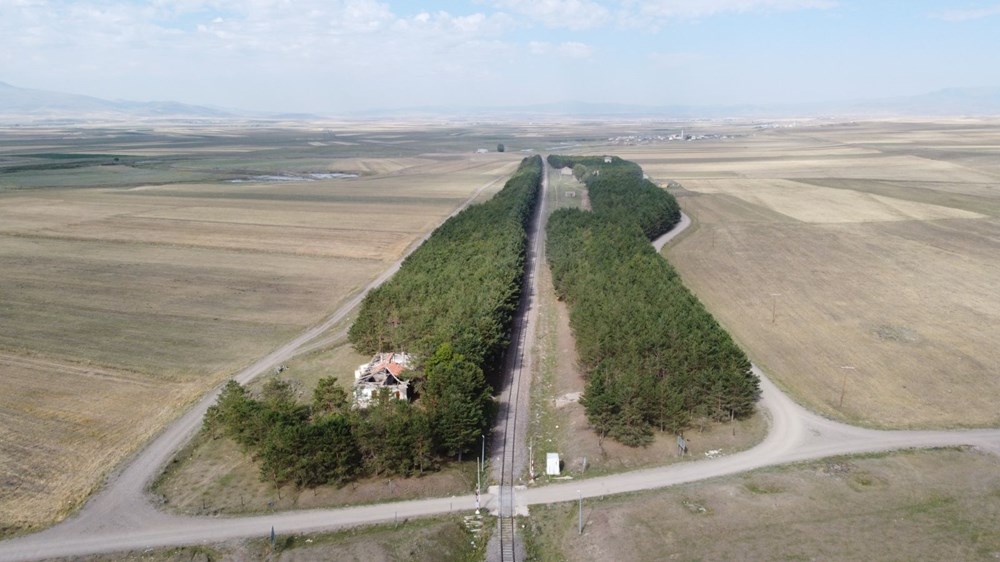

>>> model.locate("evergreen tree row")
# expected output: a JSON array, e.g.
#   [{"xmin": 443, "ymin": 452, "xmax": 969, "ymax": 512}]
[
  {"xmin": 545, "ymin": 155, "xmax": 759, "ymax": 447},
  {"xmin": 348, "ymin": 155, "xmax": 543, "ymax": 374},
  {"xmin": 205, "ymin": 343, "xmax": 493, "ymax": 488},
  {"xmin": 548, "ymin": 155, "xmax": 680, "ymax": 239},
  {"xmin": 204, "ymin": 157, "xmax": 542, "ymax": 489}
]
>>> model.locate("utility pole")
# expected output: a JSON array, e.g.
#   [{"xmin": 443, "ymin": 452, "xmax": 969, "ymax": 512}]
[
  {"xmin": 578, "ymin": 490, "xmax": 583, "ymax": 535},
  {"xmin": 770, "ymin": 293, "xmax": 781, "ymax": 324}
]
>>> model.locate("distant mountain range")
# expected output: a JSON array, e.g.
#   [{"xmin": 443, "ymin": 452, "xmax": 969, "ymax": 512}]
[
  {"xmin": 1, "ymin": 80, "xmax": 999, "ymax": 121},
  {"xmin": 384, "ymin": 88, "xmax": 1000, "ymax": 119},
  {"xmin": 0, "ymin": 80, "xmax": 234, "ymax": 119}
]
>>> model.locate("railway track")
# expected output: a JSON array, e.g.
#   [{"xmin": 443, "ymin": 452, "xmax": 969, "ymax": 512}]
[{"xmin": 492, "ymin": 157, "xmax": 548, "ymax": 561}]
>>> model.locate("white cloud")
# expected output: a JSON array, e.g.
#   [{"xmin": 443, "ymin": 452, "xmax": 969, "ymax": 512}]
[
  {"xmin": 648, "ymin": 52, "xmax": 705, "ymax": 68},
  {"xmin": 0, "ymin": 0, "xmax": 526, "ymax": 110},
  {"xmin": 493, "ymin": 0, "xmax": 610, "ymax": 30},
  {"xmin": 932, "ymin": 4, "xmax": 1000, "ymax": 22},
  {"xmin": 528, "ymin": 41, "xmax": 551, "ymax": 55},
  {"xmin": 557, "ymin": 41, "xmax": 594, "ymax": 58},
  {"xmin": 529, "ymin": 40, "xmax": 594, "ymax": 58},
  {"xmin": 632, "ymin": 0, "xmax": 837, "ymax": 19}
]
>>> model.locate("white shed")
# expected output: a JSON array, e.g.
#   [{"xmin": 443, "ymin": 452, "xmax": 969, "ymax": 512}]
[{"xmin": 546, "ymin": 453, "xmax": 560, "ymax": 476}]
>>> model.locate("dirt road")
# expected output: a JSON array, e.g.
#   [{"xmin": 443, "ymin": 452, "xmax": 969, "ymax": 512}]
[
  {"xmin": 1, "ymin": 169, "xmax": 998, "ymax": 562},
  {"xmin": 652, "ymin": 211, "xmax": 691, "ymax": 252}
]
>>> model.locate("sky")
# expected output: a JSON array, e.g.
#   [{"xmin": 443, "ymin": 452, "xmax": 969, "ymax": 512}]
[{"xmin": 1, "ymin": 0, "xmax": 999, "ymax": 113}]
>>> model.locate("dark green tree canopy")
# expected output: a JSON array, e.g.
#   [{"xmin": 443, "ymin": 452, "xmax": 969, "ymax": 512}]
[
  {"xmin": 422, "ymin": 343, "xmax": 494, "ymax": 459},
  {"xmin": 546, "ymin": 154, "xmax": 759, "ymax": 447},
  {"xmin": 349, "ymin": 155, "xmax": 542, "ymax": 375},
  {"xmin": 205, "ymin": 157, "xmax": 543, "ymax": 488}
]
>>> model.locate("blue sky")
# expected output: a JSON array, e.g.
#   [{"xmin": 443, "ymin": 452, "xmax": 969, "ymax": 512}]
[{"xmin": 1, "ymin": 0, "xmax": 998, "ymax": 113}]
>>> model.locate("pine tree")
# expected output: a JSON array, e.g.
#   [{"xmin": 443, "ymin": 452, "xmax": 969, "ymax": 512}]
[{"xmin": 422, "ymin": 343, "xmax": 493, "ymax": 460}]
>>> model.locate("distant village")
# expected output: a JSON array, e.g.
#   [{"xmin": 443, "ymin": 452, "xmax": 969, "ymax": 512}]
[{"xmin": 606, "ymin": 129, "xmax": 745, "ymax": 145}]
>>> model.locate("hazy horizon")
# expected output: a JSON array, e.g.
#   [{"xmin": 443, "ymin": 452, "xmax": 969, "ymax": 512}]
[{"xmin": 2, "ymin": 1, "xmax": 999, "ymax": 114}]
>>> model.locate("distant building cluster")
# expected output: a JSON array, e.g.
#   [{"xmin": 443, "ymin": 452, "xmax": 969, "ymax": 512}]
[
  {"xmin": 752, "ymin": 121, "xmax": 800, "ymax": 129},
  {"xmin": 606, "ymin": 130, "xmax": 740, "ymax": 145}
]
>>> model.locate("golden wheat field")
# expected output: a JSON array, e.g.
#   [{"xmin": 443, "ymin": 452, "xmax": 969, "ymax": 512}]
[
  {"xmin": 612, "ymin": 119, "xmax": 1000, "ymax": 428},
  {"xmin": 0, "ymin": 124, "xmax": 521, "ymax": 535}
]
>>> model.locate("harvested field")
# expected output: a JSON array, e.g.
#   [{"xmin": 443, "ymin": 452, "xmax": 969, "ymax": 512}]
[
  {"xmin": 0, "ymin": 235, "xmax": 374, "ymax": 376},
  {"xmin": 681, "ymin": 178, "xmax": 986, "ymax": 223},
  {"xmin": 525, "ymin": 448, "xmax": 1000, "ymax": 561},
  {"xmin": 0, "ymin": 353, "xmax": 201, "ymax": 534},
  {"xmin": 611, "ymin": 119, "xmax": 1000, "ymax": 428},
  {"xmin": 0, "ymin": 124, "xmax": 521, "ymax": 535}
]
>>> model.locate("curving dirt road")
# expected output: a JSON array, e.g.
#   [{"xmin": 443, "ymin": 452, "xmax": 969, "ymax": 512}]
[
  {"xmin": 1, "ymin": 170, "xmax": 999, "ymax": 562},
  {"xmin": 652, "ymin": 211, "xmax": 691, "ymax": 252}
]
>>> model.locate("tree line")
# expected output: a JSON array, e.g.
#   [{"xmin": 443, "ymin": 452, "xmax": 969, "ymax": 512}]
[
  {"xmin": 205, "ymin": 343, "xmax": 493, "ymax": 488},
  {"xmin": 545, "ymin": 155, "xmax": 759, "ymax": 447},
  {"xmin": 349, "ymin": 155, "xmax": 543, "ymax": 375},
  {"xmin": 548, "ymin": 154, "xmax": 681, "ymax": 239},
  {"xmin": 205, "ymin": 156, "xmax": 542, "ymax": 488}
]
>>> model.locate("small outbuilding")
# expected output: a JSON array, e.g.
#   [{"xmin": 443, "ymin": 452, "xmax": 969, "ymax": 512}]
[{"xmin": 546, "ymin": 452, "xmax": 561, "ymax": 476}]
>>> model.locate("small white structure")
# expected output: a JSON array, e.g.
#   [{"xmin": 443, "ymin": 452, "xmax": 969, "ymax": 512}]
[
  {"xmin": 546, "ymin": 453, "xmax": 560, "ymax": 476},
  {"xmin": 353, "ymin": 352, "xmax": 412, "ymax": 408},
  {"xmin": 475, "ymin": 148, "xmax": 489, "ymax": 154},
  {"xmin": 603, "ymin": 156, "xmax": 613, "ymax": 164}
]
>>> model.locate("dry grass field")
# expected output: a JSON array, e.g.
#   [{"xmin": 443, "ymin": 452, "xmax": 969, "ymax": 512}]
[
  {"xmin": 605, "ymin": 120, "xmax": 1000, "ymax": 428},
  {"xmin": 525, "ymin": 447, "xmax": 1000, "ymax": 561},
  {"xmin": 0, "ymin": 124, "xmax": 522, "ymax": 536}
]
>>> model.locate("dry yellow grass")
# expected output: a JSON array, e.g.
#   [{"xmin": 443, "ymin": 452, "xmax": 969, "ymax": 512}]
[
  {"xmin": 0, "ymin": 353, "xmax": 203, "ymax": 532},
  {"xmin": 0, "ymin": 130, "xmax": 521, "ymax": 535},
  {"xmin": 526, "ymin": 448, "xmax": 1000, "ymax": 561},
  {"xmin": 681, "ymin": 178, "xmax": 986, "ymax": 223},
  {"xmin": 613, "ymin": 120, "xmax": 1000, "ymax": 428}
]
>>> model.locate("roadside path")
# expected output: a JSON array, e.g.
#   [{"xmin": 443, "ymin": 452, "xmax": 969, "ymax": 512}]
[{"xmin": 2, "ymin": 170, "xmax": 999, "ymax": 562}]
